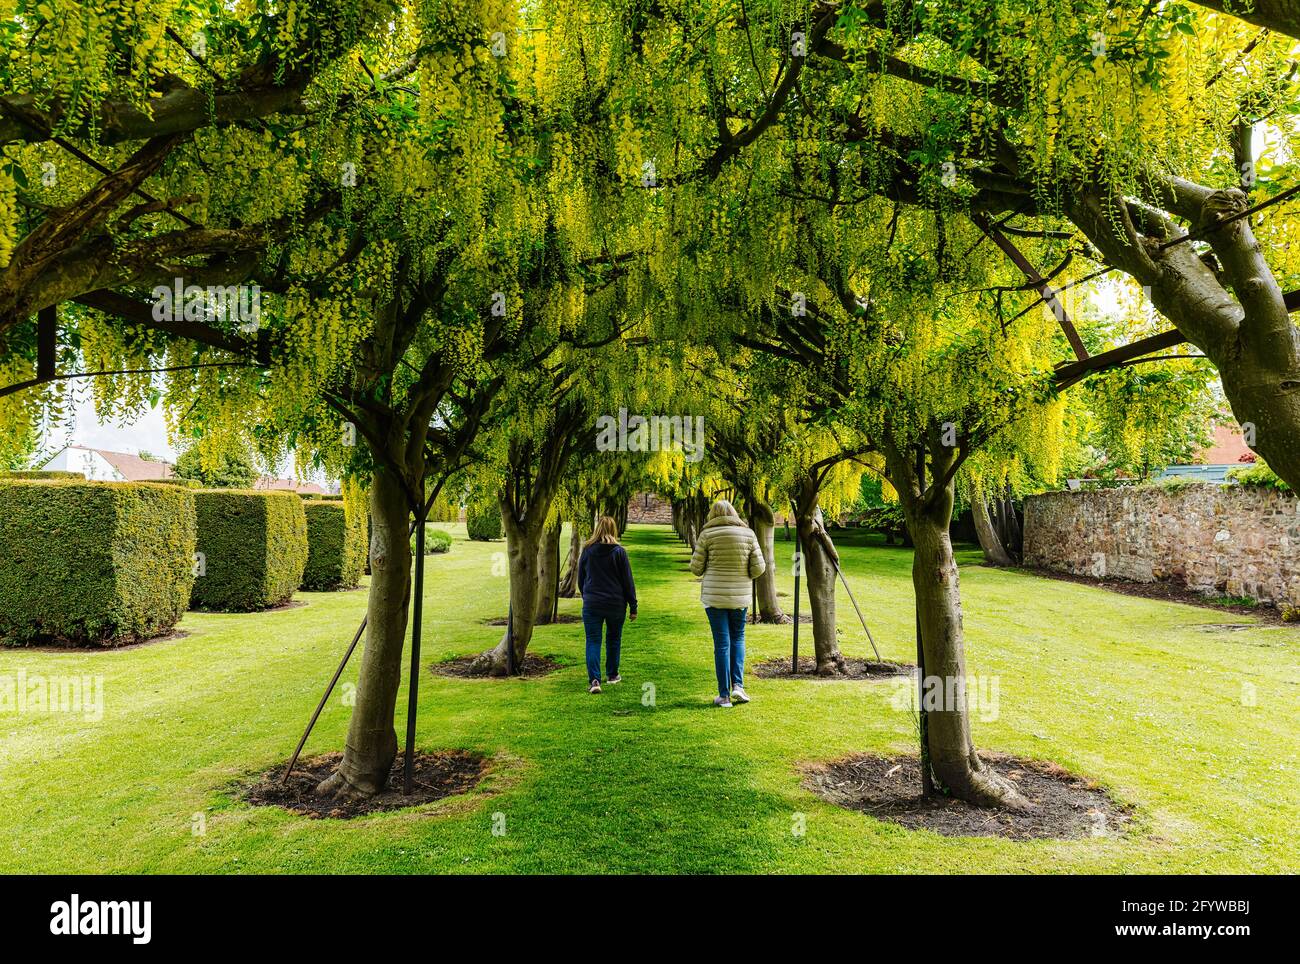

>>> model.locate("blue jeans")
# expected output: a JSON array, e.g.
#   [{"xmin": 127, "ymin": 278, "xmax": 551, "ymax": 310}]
[
  {"xmin": 705, "ymin": 607, "xmax": 747, "ymax": 699},
  {"xmin": 582, "ymin": 606, "xmax": 625, "ymax": 682}
]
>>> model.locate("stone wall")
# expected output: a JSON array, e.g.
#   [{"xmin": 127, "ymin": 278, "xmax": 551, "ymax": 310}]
[
  {"xmin": 626, "ymin": 492, "xmax": 674, "ymax": 524},
  {"xmin": 1024, "ymin": 483, "xmax": 1300, "ymax": 608}
]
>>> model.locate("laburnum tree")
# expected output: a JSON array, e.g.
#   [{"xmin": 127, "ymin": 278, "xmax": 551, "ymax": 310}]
[
  {"xmin": 610, "ymin": 0, "xmax": 1300, "ymax": 489},
  {"xmin": 0, "ymin": 0, "xmax": 656, "ymax": 798}
]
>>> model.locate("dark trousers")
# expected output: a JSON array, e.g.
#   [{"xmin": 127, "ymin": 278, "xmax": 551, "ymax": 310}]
[{"xmin": 582, "ymin": 606, "xmax": 625, "ymax": 682}]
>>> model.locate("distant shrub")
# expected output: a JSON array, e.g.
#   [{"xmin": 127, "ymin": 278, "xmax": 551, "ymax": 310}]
[
  {"xmin": 149, "ymin": 477, "xmax": 201, "ymax": 489},
  {"xmin": 0, "ymin": 480, "xmax": 196, "ymax": 646},
  {"xmin": 301, "ymin": 498, "xmax": 367, "ymax": 590},
  {"xmin": 173, "ymin": 447, "xmax": 257, "ymax": 488},
  {"xmin": 1, "ymin": 470, "xmax": 82, "ymax": 480},
  {"xmin": 1227, "ymin": 460, "xmax": 1290, "ymax": 492},
  {"xmin": 466, "ymin": 503, "xmax": 502, "ymax": 541},
  {"xmin": 190, "ymin": 490, "xmax": 308, "ymax": 611},
  {"xmin": 412, "ymin": 526, "xmax": 452, "ymax": 555}
]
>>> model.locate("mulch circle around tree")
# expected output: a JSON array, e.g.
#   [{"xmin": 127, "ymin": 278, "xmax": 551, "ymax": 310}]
[
  {"xmin": 801, "ymin": 752, "xmax": 1133, "ymax": 840},
  {"xmin": 244, "ymin": 751, "xmax": 488, "ymax": 819},
  {"xmin": 482, "ymin": 613, "xmax": 581, "ymax": 625},
  {"xmin": 431, "ymin": 653, "xmax": 564, "ymax": 678},
  {"xmin": 753, "ymin": 655, "xmax": 913, "ymax": 679}
]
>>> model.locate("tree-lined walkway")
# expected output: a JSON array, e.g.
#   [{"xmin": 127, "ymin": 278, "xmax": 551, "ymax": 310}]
[{"xmin": 0, "ymin": 525, "xmax": 1294, "ymax": 873}]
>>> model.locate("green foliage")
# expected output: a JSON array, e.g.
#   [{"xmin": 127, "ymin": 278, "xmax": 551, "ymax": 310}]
[
  {"xmin": 190, "ymin": 490, "xmax": 307, "ymax": 611},
  {"xmin": 426, "ymin": 491, "xmax": 459, "ymax": 523},
  {"xmin": 174, "ymin": 447, "xmax": 258, "ymax": 489},
  {"xmin": 150, "ymin": 477, "xmax": 201, "ymax": 489},
  {"xmin": 0, "ymin": 480, "xmax": 196, "ymax": 646},
  {"xmin": 412, "ymin": 526, "xmax": 452, "ymax": 555},
  {"xmin": 301, "ymin": 500, "xmax": 367, "ymax": 591},
  {"xmin": 1080, "ymin": 363, "xmax": 1219, "ymax": 480},
  {"xmin": 851, "ymin": 503, "xmax": 908, "ymax": 541},
  {"xmin": 1, "ymin": 470, "xmax": 81, "ymax": 479},
  {"xmin": 1228, "ymin": 460, "xmax": 1291, "ymax": 492},
  {"xmin": 466, "ymin": 504, "xmax": 501, "ymax": 541}
]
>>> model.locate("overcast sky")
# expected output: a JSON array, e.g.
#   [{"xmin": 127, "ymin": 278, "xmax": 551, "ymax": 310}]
[
  {"xmin": 37, "ymin": 385, "xmax": 327, "ymax": 484},
  {"xmin": 42, "ymin": 387, "xmax": 177, "ymax": 461}
]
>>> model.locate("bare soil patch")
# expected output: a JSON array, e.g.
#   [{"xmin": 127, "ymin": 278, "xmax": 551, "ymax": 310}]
[
  {"xmin": 754, "ymin": 655, "xmax": 912, "ymax": 679},
  {"xmin": 244, "ymin": 750, "xmax": 488, "ymax": 819},
  {"xmin": 431, "ymin": 653, "xmax": 564, "ymax": 678},
  {"xmin": 801, "ymin": 752, "xmax": 1132, "ymax": 839},
  {"xmin": 3, "ymin": 629, "xmax": 190, "ymax": 652},
  {"xmin": 1018, "ymin": 566, "xmax": 1285, "ymax": 625}
]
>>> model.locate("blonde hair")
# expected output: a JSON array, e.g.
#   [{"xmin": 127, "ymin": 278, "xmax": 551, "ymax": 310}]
[
  {"xmin": 583, "ymin": 515, "xmax": 621, "ymax": 548},
  {"xmin": 707, "ymin": 499, "xmax": 741, "ymax": 522}
]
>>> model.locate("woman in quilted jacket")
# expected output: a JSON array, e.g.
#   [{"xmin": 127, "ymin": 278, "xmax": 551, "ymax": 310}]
[{"xmin": 688, "ymin": 499, "xmax": 766, "ymax": 707}]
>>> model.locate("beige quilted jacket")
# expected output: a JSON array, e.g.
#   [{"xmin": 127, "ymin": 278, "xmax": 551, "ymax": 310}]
[{"xmin": 689, "ymin": 516, "xmax": 766, "ymax": 609}]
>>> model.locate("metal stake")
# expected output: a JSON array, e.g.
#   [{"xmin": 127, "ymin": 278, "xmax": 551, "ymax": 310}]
[
  {"xmin": 403, "ymin": 510, "xmax": 427, "ymax": 794},
  {"xmin": 791, "ymin": 500, "xmax": 801, "ymax": 674},
  {"xmin": 830, "ymin": 557, "xmax": 882, "ymax": 662},
  {"xmin": 915, "ymin": 448, "xmax": 933, "ymax": 796}
]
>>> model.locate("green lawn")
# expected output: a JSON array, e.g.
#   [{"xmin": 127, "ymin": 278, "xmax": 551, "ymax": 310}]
[{"xmin": 2, "ymin": 523, "xmax": 1296, "ymax": 873}]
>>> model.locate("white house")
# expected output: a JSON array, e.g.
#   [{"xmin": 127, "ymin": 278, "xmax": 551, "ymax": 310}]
[{"xmin": 41, "ymin": 445, "xmax": 174, "ymax": 482}]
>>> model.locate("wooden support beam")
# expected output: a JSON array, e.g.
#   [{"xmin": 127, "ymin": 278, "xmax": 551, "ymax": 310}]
[
  {"xmin": 1053, "ymin": 329, "xmax": 1186, "ymax": 390},
  {"xmin": 971, "ymin": 212, "xmax": 1089, "ymax": 361},
  {"xmin": 36, "ymin": 305, "xmax": 56, "ymax": 380}
]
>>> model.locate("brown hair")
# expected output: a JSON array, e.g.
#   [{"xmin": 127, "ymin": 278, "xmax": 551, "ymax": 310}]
[{"xmin": 583, "ymin": 515, "xmax": 621, "ymax": 549}]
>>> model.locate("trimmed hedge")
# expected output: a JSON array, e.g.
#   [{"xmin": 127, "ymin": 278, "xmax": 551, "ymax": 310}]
[
  {"xmin": 466, "ymin": 503, "xmax": 502, "ymax": 541},
  {"xmin": 301, "ymin": 499, "xmax": 367, "ymax": 590},
  {"xmin": 149, "ymin": 477, "xmax": 201, "ymax": 489},
  {"xmin": 2, "ymin": 470, "xmax": 82, "ymax": 480},
  {"xmin": 0, "ymin": 480, "xmax": 196, "ymax": 646},
  {"xmin": 190, "ymin": 489, "xmax": 308, "ymax": 611}
]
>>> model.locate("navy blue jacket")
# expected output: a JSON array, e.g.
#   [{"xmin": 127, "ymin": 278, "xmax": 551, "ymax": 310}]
[{"xmin": 578, "ymin": 543, "xmax": 637, "ymax": 615}]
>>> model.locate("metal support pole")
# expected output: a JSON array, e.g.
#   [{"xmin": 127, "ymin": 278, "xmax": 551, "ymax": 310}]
[
  {"xmin": 403, "ymin": 510, "xmax": 427, "ymax": 794},
  {"xmin": 830, "ymin": 557, "xmax": 882, "ymax": 662},
  {"xmin": 915, "ymin": 449, "xmax": 933, "ymax": 796},
  {"xmin": 282, "ymin": 509, "xmax": 424, "ymax": 785},
  {"xmin": 791, "ymin": 500, "xmax": 801, "ymax": 674},
  {"xmin": 281, "ymin": 616, "xmax": 367, "ymax": 784}
]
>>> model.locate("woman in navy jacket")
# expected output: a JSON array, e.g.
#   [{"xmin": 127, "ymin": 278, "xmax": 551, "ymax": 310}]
[{"xmin": 577, "ymin": 516, "xmax": 638, "ymax": 693}]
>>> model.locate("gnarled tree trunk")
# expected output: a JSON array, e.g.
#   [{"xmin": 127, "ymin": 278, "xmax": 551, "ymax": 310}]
[
  {"xmin": 316, "ymin": 468, "xmax": 411, "ymax": 799},
  {"xmin": 885, "ymin": 435, "xmax": 1027, "ymax": 810},
  {"xmin": 748, "ymin": 501, "xmax": 789, "ymax": 623},
  {"xmin": 793, "ymin": 475, "xmax": 846, "ymax": 675},
  {"xmin": 971, "ymin": 492, "xmax": 1015, "ymax": 566},
  {"xmin": 558, "ymin": 516, "xmax": 587, "ymax": 597},
  {"xmin": 470, "ymin": 496, "xmax": 546, "ymax": 675},
  {"xmin": 534, "ymin": 518, "xmax": 562, "ymax": 624}
]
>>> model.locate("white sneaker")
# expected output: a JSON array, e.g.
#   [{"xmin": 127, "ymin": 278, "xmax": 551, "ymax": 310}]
[
  {"xmin": 731, "ymin": 686, "xmax": 750, "ymax": 704},
  {"xmin": 713, "ymin": 696, "xmax": 733, "ymax": 708}
]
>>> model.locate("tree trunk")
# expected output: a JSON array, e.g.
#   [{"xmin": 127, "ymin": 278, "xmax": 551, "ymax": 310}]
[
  {"xmin": 992, "ymin": 493, "xmax": 1023, "ymax": 560},
  {"xmin": 316, "ymin": 468, "xmax": 411, "ymax": 799},
  {"xmin": 971, "ymin": 492, "xmax": 1015, "ymax": 566},
  {"xmin": 885, "ymin": 437, "xmax": 1027, "ymax": 810},
  {"xmin": 558, "ymin": 517, "xmax": 586, "ymax": 597},
  {"xmin": 534, "ymin": 518, "xmax": 561, "ymax": 624},
  {"xmin": 748, "ymin": 501, "xmax": 790, "ymax": 623},
  {"xmin": 470, "ymin": 501, "xmax": 545, "ymax": 676},
  {"xmin": 793, "ymin": 477, "xmax": 846, "ymax": 675}
]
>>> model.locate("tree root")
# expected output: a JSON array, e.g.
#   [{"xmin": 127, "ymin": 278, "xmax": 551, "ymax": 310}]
[
  {"xmin": 314, "ymin": 768, "xmax": 379, "ymax": 801},
  {"xmin": 815, "ymin": 654, "xmax": 849, "ymax": 676}
]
